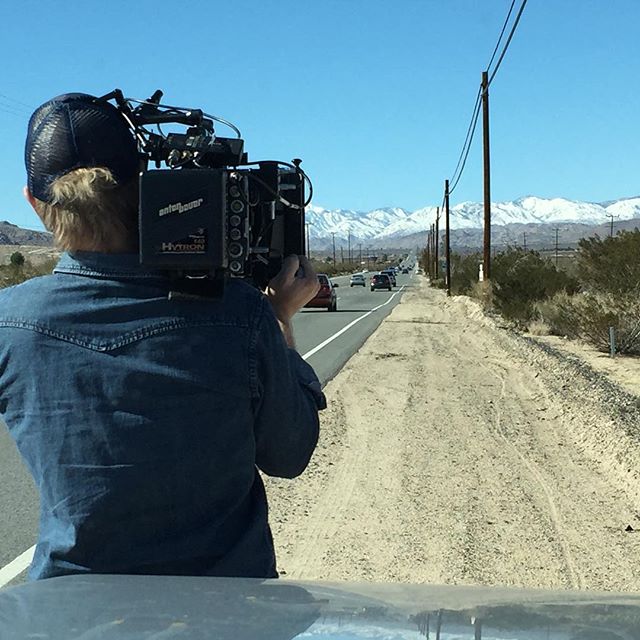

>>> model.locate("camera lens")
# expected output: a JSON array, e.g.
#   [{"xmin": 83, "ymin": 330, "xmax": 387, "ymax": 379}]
[
  {"xmin": 229, "ymin": 215, "xmax": 241, "ymax": 227},
  {"xmin": 230, "ymin": 228, "xmax": 242, "ymax": 241},
  {"xmin": 229, "ymin": 243, "xmax": 243, "ymax": 258},
  {"xmin": 230, "ymin": 260, "xmax": 242, "ymax": 273},
  {"xmin": 230, "ymin": 200, "xmax": 244, "ymax": 213}
]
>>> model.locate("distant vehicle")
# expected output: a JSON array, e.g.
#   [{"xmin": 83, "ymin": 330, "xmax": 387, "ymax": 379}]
[
  {"xmin": 380, "ymin": 269, "xmax": 397, "ymax": 287},
  {"xmin": 350, "ymin": 274, "xmax": 366, "ymax": 287},
  {"xmin": 370, "ymin": 273, "xmax": 392, "ymax": 291},
  {"xmin": 305, "ymin": 274, "xmax": 338, "ymax": 311},
  {"xmin": 401, "ymin": 267, "xmax": 409, "ymax": 274}
]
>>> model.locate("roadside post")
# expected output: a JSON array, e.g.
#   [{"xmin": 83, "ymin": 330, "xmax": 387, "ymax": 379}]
[{"xmin": 609, "ymin": 326, "xmax": 616, "ymax": 358}]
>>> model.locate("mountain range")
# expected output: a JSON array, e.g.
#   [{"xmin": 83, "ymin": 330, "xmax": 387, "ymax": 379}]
[
  {"xmin": 2, "ymin": 196, "xmax": 639, "ymax": 251},
  {"xmin": 306, "ymin": 196, "xmax": 640, "ymax": 247}
]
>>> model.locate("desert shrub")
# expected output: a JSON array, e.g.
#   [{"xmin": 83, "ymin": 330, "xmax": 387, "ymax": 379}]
[
  {"xmin": 539, "ymin": 291, "xmax": 640, "ymax": 354},
  {"xmin": 0, "ymin": 257, "xmax": 57, "ymax": 289},
  {"xmin": 309, "ymin": 259, "xmax": 357, "ymax": 277},
  {"xmin": 469, "ymin": 280, "xmax": 494, "ymax": 312},
  {"xmin": 450, "ymin": 252, "xmax": 482, "ymax": 295},
  {"xmin": 491, "ymin": 248, "xmax": 579, "ymax": 328},
  {"xmin": 419, "ymin": 247, "xmax": 430, "ymax": 275},
  {"xmin": 10, "ymin": 251, "xmax": 25, "ymax": 266},
  {"xmin": 577, "ymin": 229, "xmax": 640, "ymax": 295},
  {"xmin": 536, "ymin": 291, "xmax": 581, "ymax": 339},
  {"xmin": 528, "ymin": 320, "xmax": 550, "ymax": 336}
]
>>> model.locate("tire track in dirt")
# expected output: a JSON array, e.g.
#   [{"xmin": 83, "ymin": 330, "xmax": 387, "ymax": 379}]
[
  {"xmin": 480, "ymin": 359, "xmax": 584, "ymax": 589},
  {"xmin": 265, "ymin": 277, "xmax": 640, "ymax": 591}
]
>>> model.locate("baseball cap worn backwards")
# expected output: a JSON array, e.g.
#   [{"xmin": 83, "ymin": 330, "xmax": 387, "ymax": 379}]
[{"xmin": 25, "ymin": 93, "xmax": 139, "ymax": 202}]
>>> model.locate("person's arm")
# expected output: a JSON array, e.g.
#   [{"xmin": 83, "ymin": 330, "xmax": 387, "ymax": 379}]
[{"xmin": 251, "ymin": 256, "xmax": 326, "ymax": 478}]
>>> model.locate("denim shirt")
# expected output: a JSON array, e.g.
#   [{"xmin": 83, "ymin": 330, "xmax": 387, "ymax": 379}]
[{"xmin": 0, "ymin": 252, "xmax": 325, "ymax": 580}]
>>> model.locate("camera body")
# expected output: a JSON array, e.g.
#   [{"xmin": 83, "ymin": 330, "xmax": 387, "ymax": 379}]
[{"xmin": 105, "ymin": 90, "xmax": 308, "ymax": 294}]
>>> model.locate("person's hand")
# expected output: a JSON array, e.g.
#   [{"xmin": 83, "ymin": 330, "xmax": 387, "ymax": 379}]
[{"xmin": 266, "ymin": 255, "xmax": 320, "ymax": 324}]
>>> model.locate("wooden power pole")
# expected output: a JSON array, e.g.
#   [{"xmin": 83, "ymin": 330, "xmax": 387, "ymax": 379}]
[
  {"xmin": 482, "ymin": 70, "xmax": 491, "ymax": 280},
  {"xmin": 435, "ymin": 206, "xmax": 440, "ymax": 279},
  {"xmin": 445, "ymin": 180, "xmax": 451, "ymax": 296}
]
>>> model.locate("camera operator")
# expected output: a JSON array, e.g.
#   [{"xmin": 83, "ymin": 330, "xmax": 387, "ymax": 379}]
[{"xmin": 0, "ymin": 93, "xmax": 326, "ymax": 580}]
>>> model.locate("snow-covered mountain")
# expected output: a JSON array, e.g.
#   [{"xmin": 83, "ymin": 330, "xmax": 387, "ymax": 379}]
[{"xmin": 306, "ymin": 196, "xmax": 640, "ymax": 243}]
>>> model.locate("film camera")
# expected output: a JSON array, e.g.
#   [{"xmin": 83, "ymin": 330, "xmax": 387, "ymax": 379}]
[{"xmin": 101, "ymin": 89, "xmax": 311, "ymax": 295}]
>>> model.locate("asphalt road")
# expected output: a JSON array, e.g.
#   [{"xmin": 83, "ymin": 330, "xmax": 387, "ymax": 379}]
[{"xmin": 0, "ymin": 268, "xmax": 413, "ymax": 585}]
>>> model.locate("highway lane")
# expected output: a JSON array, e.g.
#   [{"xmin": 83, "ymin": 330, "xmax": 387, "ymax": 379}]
[
  {"xmin": 293, "ymin": 270, "xmax": 413, "ymax": 384},
  {"xmin": 0, "ymin": 268, "xmax": 414, "ymax": 585}
]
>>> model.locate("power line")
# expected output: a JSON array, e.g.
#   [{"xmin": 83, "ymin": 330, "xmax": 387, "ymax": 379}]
[
  {"xmin": 486, "ymin": 0, "xmax": 517, "ymax": 73},
  {"xmin": 0, "ymin": 105, "xmax": 27, "ymax": 119},
  {"xmin": 487, "ymin": 0, "xmax": 528, "ymax": 87},
  {"xmin": 444, "ymin": 0, "xmax": 528, "ymax": 199},
  {"xmin": 448, "ymin": 87, "xmax": 482, "ymax": 191},
  {"xmin": 448, "ymin": 93, "xmax": 482, "ymax": 195},
  {"xmin": 0, "ymin": 92, "xmax": 34, "ymax": 110}
]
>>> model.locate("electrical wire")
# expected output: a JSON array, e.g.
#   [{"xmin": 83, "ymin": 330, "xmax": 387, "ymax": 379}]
[
  {"xmin": 486, "ymin": 0, "xmax": 517, "ymax": 73},
  {"xmin": 0, "ymin": 93, "xmax": 33, "ymax": 110},
  {"xmin": 448, "ymin": 86, "xmax": 482, "ymax": 191},
  {"xmin": 0, "ymin": 105, "xmax": 27, "ymax": 118},
  {"xmin": 487, "ymin": 0, "xmax": 528, "ymax": 86},
  {"xmin": 443, "ymin": 0, "xmax": 528, "ymax": 203},
  {"xmin": 449, "ymin": 98, "xmax": 482, "ymax": 196}
]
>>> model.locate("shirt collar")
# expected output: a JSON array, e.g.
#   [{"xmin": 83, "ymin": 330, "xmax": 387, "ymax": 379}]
[{"xmin": 53, "ymin": 252, "xmax": 167, "ymax": 280}]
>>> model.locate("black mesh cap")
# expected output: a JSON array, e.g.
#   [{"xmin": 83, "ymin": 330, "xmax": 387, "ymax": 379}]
[{"xmin": 25, "ymin": 93, "xmax": 139, "ymax": 202}]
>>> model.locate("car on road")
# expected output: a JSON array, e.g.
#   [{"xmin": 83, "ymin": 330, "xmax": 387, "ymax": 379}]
[
  {"xmin": 370, "ymin": 273, "xmax": 392, "ymax": 291},
  {"xmin": 305, "ymin": 273, "xmax": 338, "ymax": 311},
  {"xmin": 350, "ymin": 274, "xmax": 366, "ymax": 287},
  {"xmin": 401, "ymin": 267, "xmax": 409, "ymax": 274},
  {"xmin": 380, "ymin": 269, "xmax": 397, "ymax": 287}
]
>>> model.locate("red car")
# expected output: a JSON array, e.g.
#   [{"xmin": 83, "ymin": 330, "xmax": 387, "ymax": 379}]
[{"xmin": 304, "ymin": 274, "xmax": 338, "ymax": 311}]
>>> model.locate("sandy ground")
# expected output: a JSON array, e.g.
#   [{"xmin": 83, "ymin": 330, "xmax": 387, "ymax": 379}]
[
  {"xmin": 264, "ymin": 276, "xmax": 640, "ymax": 592},
  {"xmin": 0, "ymin": 244, "xmax": 60, "ymax": 266}
]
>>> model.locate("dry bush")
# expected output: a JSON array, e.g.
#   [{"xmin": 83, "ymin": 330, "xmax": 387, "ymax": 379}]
[
  {"xmin": 539, "ymin": 292, "xmax": 640, "ymax": 355},
  {"xmin": 0, "ymin": 258, "xmax": 57, "ymax": 289},
  {"xmin": 528, "ymin": 320, "xmax": 551, "ymax": 336},
  {"xmin": 470, "ymin": 280, "xmax": 494, "ymax": 312}
]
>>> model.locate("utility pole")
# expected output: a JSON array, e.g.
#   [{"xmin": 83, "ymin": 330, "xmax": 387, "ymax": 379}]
[
  {"xmin": 445, "ymin": 179, "xmax": 451, "ymax": 296},
  {"xmin": 348, "ymin": 230, "xmax": 352, "ymax": 264},
  {"xmin": 340, "ymin": 245, "xmax": 344, "ymax": 264},
  {"xmin": 554, "ymin": 227, "xmax": 560, "ymax": 266},
  {"xmin": 435, "ymin": 206, "xmax": 440, "ymax": 279},
  {"xmin": 358, "ymin": 243, "xmax": 362, "ymax": 265},
  {"xmin": 426, "ymin": 230, "xmax": 431, "ymax": 279},
  {"xmin": 523, "ymin": 231, "xmax": 527, "ymax": 251},
  {"xmin": 482, "ymin": 70, "xmax": 491, "ymax": 280},
  {"xmin": 431, "ymin": 223, "xmax": 436, "ymax": 278},
  {"xmin": 331, "ymin": 232, "xmax": 336, "ymax": 265},
  {"xmin": 607, "ymin": 214, "xmax": 617, "ymax": 237}
]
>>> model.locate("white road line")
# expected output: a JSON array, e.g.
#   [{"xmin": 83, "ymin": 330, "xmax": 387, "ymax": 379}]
[
  {"xmin": 0, "ymin": 545, "xmax": 34, "ymax": 588},
  {"xmin": 0, "ymin": 284, "xmax": 406, "ymax": 587},
  {"xmin": 302, "ymin": 285, "xmax": 405, "ymax": 361}
]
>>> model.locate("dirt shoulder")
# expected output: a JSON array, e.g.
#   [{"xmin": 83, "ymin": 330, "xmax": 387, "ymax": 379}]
[{"xmin": 264, "ymin": 276, "xmax": 640, "ymax": 592}]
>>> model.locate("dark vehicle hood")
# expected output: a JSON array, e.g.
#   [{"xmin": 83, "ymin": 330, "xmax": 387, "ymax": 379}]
[{"xmin": 2, "ymin": 575, "xmax": 640, "ymax": 639}]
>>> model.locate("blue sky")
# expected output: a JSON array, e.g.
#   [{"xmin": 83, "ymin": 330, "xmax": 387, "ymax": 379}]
[{"xmin": 1, "ymin": 0, "xmax": 638, "ymax": 229}]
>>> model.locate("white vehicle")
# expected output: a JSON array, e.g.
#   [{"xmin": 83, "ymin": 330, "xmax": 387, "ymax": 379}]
[{"xmin": 350, "ymin": 274, "xmax": 366, "ymax": 287}]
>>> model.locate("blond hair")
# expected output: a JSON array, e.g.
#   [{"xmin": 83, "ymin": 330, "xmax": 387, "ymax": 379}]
[{"xmin": 33, "ymin": 167, "xmax": 138, "ymax": 251}]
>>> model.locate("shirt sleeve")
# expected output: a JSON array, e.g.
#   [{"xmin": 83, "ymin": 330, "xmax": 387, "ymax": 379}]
[{"xmin": 251, "ymin": 297, "xmax": 326, "ymax": 479}]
